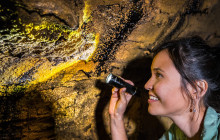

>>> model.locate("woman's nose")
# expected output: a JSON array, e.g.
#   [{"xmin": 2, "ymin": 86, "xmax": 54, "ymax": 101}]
[{"xmin": 144, "ymin": 78, "xmax": 153, "ymax": 90}]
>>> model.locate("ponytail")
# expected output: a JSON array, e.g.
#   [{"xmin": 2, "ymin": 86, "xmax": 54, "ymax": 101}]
[
  {"xmin": 205, "ymin": 46, "xmax": 220, "ymax": 112},
  {"xmin": 211, "ymin": 46, "xmax": 220, "ymax": 80}
]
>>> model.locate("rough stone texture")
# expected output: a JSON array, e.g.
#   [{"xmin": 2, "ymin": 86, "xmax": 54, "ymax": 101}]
[
  {"xmin": 18, "ymin": 0, "xmax": 84, "ymax": 28},
  {"xmin": 1, "ymin": 0, "xmax": 220, "ymax": 139}
]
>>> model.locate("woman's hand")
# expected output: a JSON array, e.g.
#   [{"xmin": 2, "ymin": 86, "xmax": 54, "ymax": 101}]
[
  {"xmin": 109, "ymin": 79, "xmax": 134, "ymax": 140},
  {"xmin": 109, "ymin": 79, "xmax": 134, "ymax": 119}
]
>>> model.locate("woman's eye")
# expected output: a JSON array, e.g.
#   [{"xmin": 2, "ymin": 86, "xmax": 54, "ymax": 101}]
[{"xmin": 156, "ymin": 72, "xmax": 163, "ymax": 78}]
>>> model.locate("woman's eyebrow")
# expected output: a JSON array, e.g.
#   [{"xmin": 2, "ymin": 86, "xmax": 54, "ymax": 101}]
[{"xmin": 153, "ymin": 67, "xmax": 165, "ymax": 73}]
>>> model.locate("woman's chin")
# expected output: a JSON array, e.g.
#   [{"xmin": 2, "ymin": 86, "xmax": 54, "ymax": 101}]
[{"xmin": 148, "ymin": 106, "xmax": 159, "ymax": 115}]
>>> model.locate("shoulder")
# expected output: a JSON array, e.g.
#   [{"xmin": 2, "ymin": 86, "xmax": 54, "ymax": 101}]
[
  {"xmin": 203, "ymin": 107, "xmax": 220, "ymax": 127},
  {"xmin": 202, "ymin": 107, "xmax": 220, "ymax": 139}
]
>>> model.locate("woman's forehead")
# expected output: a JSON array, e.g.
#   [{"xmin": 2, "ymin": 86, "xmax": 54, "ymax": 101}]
[
  {"xmin": 152, "ymin": 50, "xmax": 171, "ymax": 68},
  {"xmin": 151, "ymin": 50, "xmax": 178, "ymax": 74}
]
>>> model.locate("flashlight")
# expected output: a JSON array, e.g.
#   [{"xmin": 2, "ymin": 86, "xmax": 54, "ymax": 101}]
[{"xmin": 106, "ymin": 73, "xmax": 137, "ymax": 95}]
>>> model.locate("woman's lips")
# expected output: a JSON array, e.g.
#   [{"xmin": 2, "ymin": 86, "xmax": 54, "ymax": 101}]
[{"xmin": 148, "ymin": 95, "xmax": 159, "ymax": 103}]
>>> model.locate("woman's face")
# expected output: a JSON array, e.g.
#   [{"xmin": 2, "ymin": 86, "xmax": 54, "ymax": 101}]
[{"xmin": 145, "ymin": 49, "xmax": 190, "ymax": 117}]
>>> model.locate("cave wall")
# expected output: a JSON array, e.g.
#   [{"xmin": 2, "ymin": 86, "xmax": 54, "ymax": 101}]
[{"xmin": 1, "ymin": 0, "xmax": 220, "ymax": 139}]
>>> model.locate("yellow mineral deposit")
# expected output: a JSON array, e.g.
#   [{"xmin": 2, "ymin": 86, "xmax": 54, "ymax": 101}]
[
  {"xmin": 2, "ymin": 58, "xmax": 38, "ymax": 84},
  {"xmin": 86, "ymin": 32, "xmax": 100, "ymax": 61},
  {"xmin": 29, "ymin": 1, "xmax": 99, "ymax": 84},
  {"xmin": 31, "ymin": 60, "xmax": 80, "ymax": 84},
  {"xmin": 82, "ymin": 0, "xmax": 92, "ymax": 24},
  {"xmin": 24, "ymin": 22, "xmax": 67, "ymax": 42},
  {"xmin": 0, "ymin": 0, "xmax": 99, "ymax": 94}
]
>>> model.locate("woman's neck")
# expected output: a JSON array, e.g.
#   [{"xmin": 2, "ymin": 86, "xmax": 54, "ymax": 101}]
[{"xmin": 170, "ymin": 107, "xmax": 206, "ymax": 139}]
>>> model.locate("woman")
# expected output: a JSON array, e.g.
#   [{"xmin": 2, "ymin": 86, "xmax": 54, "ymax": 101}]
[{"xmin": 109, "ymin": 36, "xmax": 220, "ymax": 139}]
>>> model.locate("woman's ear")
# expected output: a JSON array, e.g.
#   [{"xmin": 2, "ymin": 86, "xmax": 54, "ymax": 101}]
[
  {"xmin": 187, "ymin": 80, "xmax": 208, "ymax": 100},
  {"xmin": 195, "ymin": 80, "xmax": 208, "ymax": 99}
]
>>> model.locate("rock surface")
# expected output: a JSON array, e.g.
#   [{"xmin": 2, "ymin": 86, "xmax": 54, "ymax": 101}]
[{"xmin": 0, "ymin": 0, "xmax": 220, "ymax": 139}]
